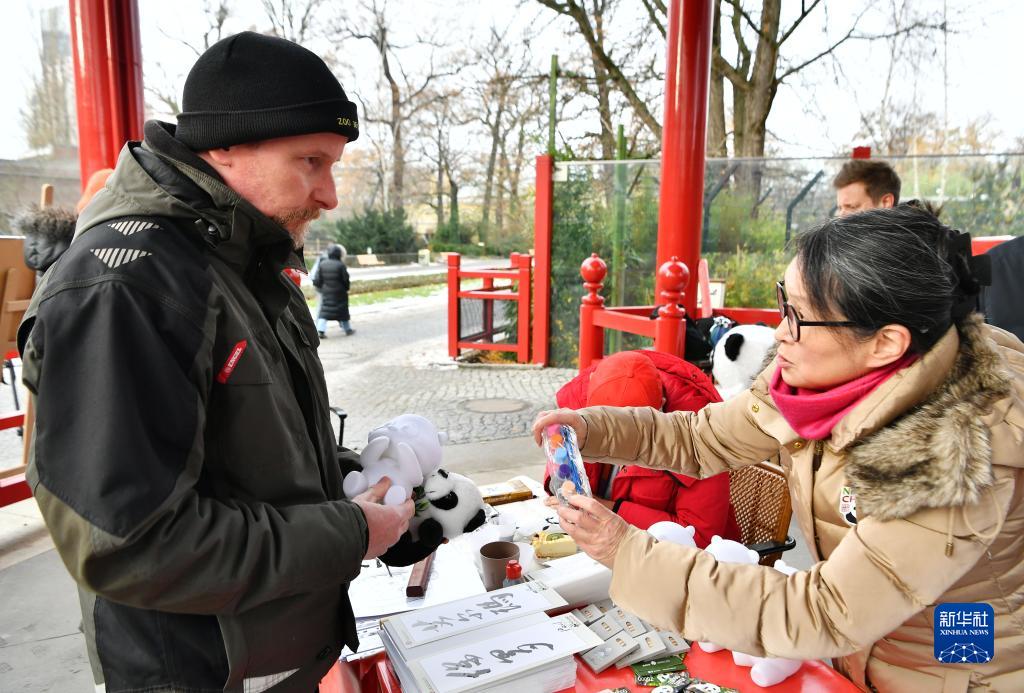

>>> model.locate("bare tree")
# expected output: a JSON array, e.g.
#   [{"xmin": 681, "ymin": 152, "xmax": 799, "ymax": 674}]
[
  {"xmin": 22, "ymin": 7, "xmax": 76, "ymax": 153},
  {"xmin": 261, "ymin": 0, "xmax": 326, "ymax": 43},
  {"xmin": 496, "ymin": 86, "xmax": 545, "ymax": 238},
  {"xmin": 145, "ymin": 1, "xmax": 233, "ymax": 117},
  {"xmin": 538, "ymin": 0, "xmax": 947, "ymax": 164},
  {"xmin": 473, "ymin": 25, "xmax": 538, "ymax": 235},
  {"xmin": 338, "ymin": 0, "xmax": 458, "ymax": 212},
  {"xmin": 535, "ymin": 0, "xmax": 662, "ymax": 140}
]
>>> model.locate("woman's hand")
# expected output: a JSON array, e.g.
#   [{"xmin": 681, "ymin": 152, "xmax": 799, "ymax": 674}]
[
  {"xmin": 544, "ymin": 494, "xmax": 614, "ymax": 510},
  {"xmin": 532, "ymin": 408, "xmax": 588, "ymax": 448},
  {"xmin": 554, "ymin": 485, "xmax": 630, "ymax": 569}
]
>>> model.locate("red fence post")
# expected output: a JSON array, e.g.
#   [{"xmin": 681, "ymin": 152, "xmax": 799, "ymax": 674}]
[
  {"xmin": 852, "ymin": 146, "xmax": 872, "ymax": 159},
  {"xmin": 516, "ymin": 254, "xmax": 532, "ymax": 363},
  {"xmin": 533, "ymin": 155, "xmax": 554, "ymax": 365},
  {"xmin": 654, "ymin": 257, "xmax": 689, "ymax": 356},
  {"xmin": 447, "ymin": 254, "xmax": 461, "ymax": 359},
  {"xmin": 655, "ymin": 0, "xmax": 713, "ymax": 317},
  {"xmin": 579, "ymin": 254, "xmax": 607, "ymax": 371}
]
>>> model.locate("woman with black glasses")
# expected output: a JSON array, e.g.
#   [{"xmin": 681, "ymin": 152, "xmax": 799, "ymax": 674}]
[{"xmin": 533, "ymin": 204, "xmax": 1023, "ymax": 692}]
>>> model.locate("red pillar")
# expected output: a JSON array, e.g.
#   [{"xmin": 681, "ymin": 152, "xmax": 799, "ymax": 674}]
[
  {"xmin": 68, "ymin": 0, "xmax": 144, "ymax": 189},
  {"xmin": 447, "ymin": 254, "xmax": 461, "ymax": 359},
  {"xmin": 515, "ymin": 253, "xmax": 532, "ymax": 363},
  {"xmin": 532, "ymin": 155, "xmax": 554, "ymax": 365},
  {"xmin": 655, "ymin": 0, "xmax": 713, "ymax": 317}
]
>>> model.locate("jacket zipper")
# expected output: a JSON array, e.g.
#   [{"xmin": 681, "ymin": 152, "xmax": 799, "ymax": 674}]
[{"xmin": 811, "ymin": 440, "xmax": 825, "ymax": 559}]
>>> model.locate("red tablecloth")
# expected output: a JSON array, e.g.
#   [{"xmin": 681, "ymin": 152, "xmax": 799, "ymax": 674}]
[{"xmin": 319, "ymin": 644, "xmax": 862, "ymax": 692}]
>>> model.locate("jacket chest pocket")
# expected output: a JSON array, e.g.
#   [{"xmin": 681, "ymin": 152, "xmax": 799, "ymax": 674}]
[
  {"xmin": 211, "ymin": 330, "xmax": 274, "ymax": 386},
  {"xmin": 615, "ymin": 467, "xmax": 675, "ymax": 510}
]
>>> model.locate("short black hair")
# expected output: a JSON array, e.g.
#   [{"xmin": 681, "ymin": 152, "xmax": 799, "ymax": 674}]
[{"xmin": 833, "ymin": 160, "xmax": 902, "ymax": 204}]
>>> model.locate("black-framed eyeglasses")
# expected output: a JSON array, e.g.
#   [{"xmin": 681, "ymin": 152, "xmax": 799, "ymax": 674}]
[{"xmin": 776, "ymin": 281, "xmax": 858, "ymax": 342}]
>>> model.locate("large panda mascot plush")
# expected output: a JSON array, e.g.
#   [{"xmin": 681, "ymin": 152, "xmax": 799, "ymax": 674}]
[{"xmin": 711, "ymin": 324, "xmax": 776, "ymax": 400}]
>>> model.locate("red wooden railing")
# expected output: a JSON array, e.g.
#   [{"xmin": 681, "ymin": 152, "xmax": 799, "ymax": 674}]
[
  {"xmin": 578, "ymin": 254, "xmax": 689, "ymax": 370},
  {"xmin": 577, "ymin": 254, "xmax": 783, "ymax": 370},
  {"xmin": 0, "ymin": 350, "xmax": 28, "ymax": 507},
  {"xmin": 447, "ymin": 253, "xmax": 532, "ymax": 363},
  {"xmin": 972, "ymin": 236, "xmax": 1011, "ymax": 255}
]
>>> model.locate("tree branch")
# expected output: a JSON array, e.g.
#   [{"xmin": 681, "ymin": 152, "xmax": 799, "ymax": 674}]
[
  {"xmin": 731, "ymin": 0, "xmax": 767, "ymax": 41},
  {"xmin": 726, "ymin": 0, "xmax": 751, "ymax": 75},
  {"xmin": 535, "ymin": 0, "xmax": 662, "ymax": 138},
  {"xmin": 638, "ymin": 0, "xmax": 666, "ymax": 39},
  {"xmin": 776, "ymin": 14, "xmax": 944, "ymax": 83},
  {"xmin": 777, "ymin": 0, "xmax": 822, "ymax": 46},
  {"xmin": 714, "ymin": 54, "xmax": 750, "ymax": 91}
]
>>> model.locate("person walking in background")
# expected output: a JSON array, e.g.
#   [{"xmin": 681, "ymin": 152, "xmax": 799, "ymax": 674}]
[{"xmin": 314, "ymin": 243, "xmax": 354, "ymax": 337}]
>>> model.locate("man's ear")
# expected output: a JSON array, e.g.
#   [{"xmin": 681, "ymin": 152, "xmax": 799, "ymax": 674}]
[
  {"xmin": 198, "ymin": 147, "xmax": 235, "ymax": 168},
  {"xmin": 879, "ymin": 192, "xmax": 896, "ymax": 209},
  {"xmin": 867, "ymin": 324, "xmax": 911, "ymax": 367}
]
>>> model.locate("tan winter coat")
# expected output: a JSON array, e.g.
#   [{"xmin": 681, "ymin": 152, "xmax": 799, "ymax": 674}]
[{"xmin": 578, "ymin": 316, "xmax": 1024, "ymax": 692}]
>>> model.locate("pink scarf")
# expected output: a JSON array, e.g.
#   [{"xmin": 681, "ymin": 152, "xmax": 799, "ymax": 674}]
[{"xmin": 768, "ymin": 354, "xmax": 918, "ymax": 440}]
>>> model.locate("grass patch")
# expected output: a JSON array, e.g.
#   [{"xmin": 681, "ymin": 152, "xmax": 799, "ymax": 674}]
[
  {"xmin": 304, "ymin": 277, "xmax": 486, "ymax": 308},
  {"xmin": 349, "ymin": 283, "xmax": 446, "ymax": 306}
]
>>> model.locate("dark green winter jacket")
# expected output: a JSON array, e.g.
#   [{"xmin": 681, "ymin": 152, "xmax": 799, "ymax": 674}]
[{"xmin": 18, "ymin": 121, "xmax": 367, "ymax": 692}]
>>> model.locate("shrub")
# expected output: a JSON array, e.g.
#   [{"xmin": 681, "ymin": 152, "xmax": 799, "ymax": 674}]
[
  {"xmin": 704, "ymin": 248, "xmax": 790, "ymax": 308},
  {"xmin": 331, "ymin": 208, "xmax": 417, "ymax": 255}
]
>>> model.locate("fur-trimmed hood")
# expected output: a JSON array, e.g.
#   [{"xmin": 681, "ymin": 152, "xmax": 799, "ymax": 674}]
[
  {"xmin": 14, "ymin": 205, "xmax": 77, "ymax": 273},
  {"xmin": 846, "ymin": 314, "xmax": 1020, "ymax": 521}
]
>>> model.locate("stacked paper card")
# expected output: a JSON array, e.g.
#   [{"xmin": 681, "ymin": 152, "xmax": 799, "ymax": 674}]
[
  {"xmin": 381, "ymin": 582, "xmax": 602, "ymax": 693},
  {"xmin": 526, "ymin": 550, "xmax": 612, "ymax": 606},
  {"xmin": 572, "ymin": 599, "xmax": 690, "ymax": 674}
]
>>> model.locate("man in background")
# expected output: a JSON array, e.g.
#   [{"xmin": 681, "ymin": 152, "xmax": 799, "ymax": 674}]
[{"xmin": 833, "ymin": 159, "xmax": 901, "ymax": 216}]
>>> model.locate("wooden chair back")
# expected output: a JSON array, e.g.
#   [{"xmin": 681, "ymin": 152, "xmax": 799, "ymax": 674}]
[{"xmin": 728, "ymin": 461, "xmax": 794, "ymax": 566}]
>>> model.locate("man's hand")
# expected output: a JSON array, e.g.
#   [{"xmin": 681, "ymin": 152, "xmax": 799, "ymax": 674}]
[
  {"xmin": 531, "ymin": 408, "xmax": 588, "ymax": 448},
  {"xmin": 555, "ymin": 487, "xmax": 630, "ymax": 569},
  {"xmin": 352, "ymin": 478, "xmax": 414, "ymax": 560}
]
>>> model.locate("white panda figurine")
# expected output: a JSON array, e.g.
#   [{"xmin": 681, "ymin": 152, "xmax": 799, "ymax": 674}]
[
  {"xmin": 343, "ymin": 414, "xmax": 448, "ymax": 506},
  {"xmin": 712, "ymin": 324, "xmax": 776, "ymax": 400},
  {"xmin": 647, "ymin": 521, "xmax": 697, "ymax": 548}
]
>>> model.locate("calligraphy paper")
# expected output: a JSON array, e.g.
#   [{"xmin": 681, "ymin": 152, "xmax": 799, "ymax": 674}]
[
  {"xmin": 412, "ymin": 613, "xmax": 601, "ymax": 693},
  {"xmin": 388, "ymin": 582, "xmax": 567, "ymax": 648}
]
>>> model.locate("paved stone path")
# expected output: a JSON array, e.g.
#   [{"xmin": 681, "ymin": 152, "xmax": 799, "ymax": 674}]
[{"xmin": 319, "ymin": 289, "xmax": 574, "ymax": 451}]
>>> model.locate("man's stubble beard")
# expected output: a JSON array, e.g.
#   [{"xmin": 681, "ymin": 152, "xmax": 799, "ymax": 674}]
[{"xmin": 273, "ymin": 208, "xmax": 320, "ymax": 249}]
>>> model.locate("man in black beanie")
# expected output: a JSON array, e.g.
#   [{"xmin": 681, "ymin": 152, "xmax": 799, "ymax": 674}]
[{"xmin": 18, "ymin": 32, "xmax": 416, "ymax": 692}]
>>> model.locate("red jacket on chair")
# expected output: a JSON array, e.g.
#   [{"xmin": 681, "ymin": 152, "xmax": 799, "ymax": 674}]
[{"xmin": 546, "ymin": 350, "xmax": 740, "ymax": 548}]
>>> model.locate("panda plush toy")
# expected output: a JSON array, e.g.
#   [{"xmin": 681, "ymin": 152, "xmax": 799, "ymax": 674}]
[
  {"xmin": 376, "ymin": 466, "xmax": 486, "ymax": 566},
  {"xmin": 711, "ymin": 324, "xmax": 776, "ymax": 400},
  {"xmin": 413, "ymin": 468, "xmax": 487, "ymax": 546}
]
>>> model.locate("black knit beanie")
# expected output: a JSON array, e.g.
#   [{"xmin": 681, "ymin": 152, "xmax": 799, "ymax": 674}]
[{"xmin": 176, "ymin": 32, "xmax": 359, "ymax": 150}]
